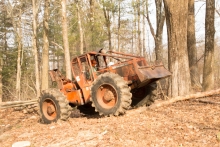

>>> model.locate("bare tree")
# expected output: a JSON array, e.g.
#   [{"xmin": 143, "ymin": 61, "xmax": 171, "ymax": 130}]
[
  {"xmin": 117, "ymin": 0, "xmax": 121, "ymax": 52},
  {"xmin": 32, "ymin": 0, "xmax": 41, "ymax": 97},
  {"xmin": 145, "ymin": 0, "xmax": 165, "ymax": 61},
  {"xmin": 142, "ymin": 2, "xmax": 146, "ymax": 57},
  {"xmin": 163, "ymin": 0, "xmax": 191, "ymax": 97},
  {"xmin": 89, "ymin": 0, "xmax": 95, "ymax": 50},
  {"xmin": 9, "ymin": 4, "xmax": 23, "ymax": 100},
  {"xmin": 154, "ymin": 0, "xmax": 165, "ymax": 61},
  {"xmin": 76, "ymin": 0, "xmax": 84, "ymax": 54},
  {"xmin": 61, "ymin": 0, "xmax": 71, "ymax": 79},
  {"xmin": 0, "ymin": 2, "xmax": 6, "ymax": 102},
  {"xmin": 202, "ymin": 0, "xmax": 215, "ymax": 91},
  {"xmin": 137, "ymin": 0, "xmax": 141, "ymax": 55},
  {"xmin": 102, "ymin": 1, "xmax": 112, "ymax": 51},
  {"xmin": 16, "ymin": 17, "xmax": 22, "ymax": 100},
  {"xmin": 41, "ymin": 0, "xmax": 50, "ymax": 91},
  {"xmin": 16, "ymin": 13, "xmax": 22, "ymax": 100},
  {"xmin": 187, "ymin": 0, "xmax": 199, "ymax": 89}
]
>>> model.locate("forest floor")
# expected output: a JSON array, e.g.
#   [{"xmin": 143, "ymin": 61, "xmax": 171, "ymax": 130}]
[{"xmin": 0, "ymin": 96, "xmax": 220, "ymax": 147}]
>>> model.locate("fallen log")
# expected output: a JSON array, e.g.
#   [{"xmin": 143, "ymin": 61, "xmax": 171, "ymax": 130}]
[
  {"xmin": 0, "ymin": 102, "xmax": 38, "ymax": 109},
  {"xmin": 0, "ymin": 99, "xmax": 38, "ymax": 109},
  {"xmin": 191, "ymin": 99, "xmax": 220, "ymax": 105},
  {"xmin": 1, "ymin": 99, "xmax": 37, "ymax": 105},
  {"xmin": 149, "ymin": 88, "xmax": 220, "ymax": 109}
]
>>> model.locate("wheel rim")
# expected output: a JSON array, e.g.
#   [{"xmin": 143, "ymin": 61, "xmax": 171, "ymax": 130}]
[
  {"xmin": 42, "ymin": 98, "xmax": 57, "ymax": 121},
  {"xmin": 96, "ymin": 84, "xmax": 118, "ymax": 109}
]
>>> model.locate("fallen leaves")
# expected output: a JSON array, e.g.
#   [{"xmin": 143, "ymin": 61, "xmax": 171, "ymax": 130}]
[{"xmin": 0, "ymin": 96, "xmax": 220, "ymax": 146}]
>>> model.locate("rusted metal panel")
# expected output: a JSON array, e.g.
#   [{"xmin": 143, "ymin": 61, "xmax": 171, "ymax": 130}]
[
  {"xmin": 66, "ymin": 90, "xmax": 83, "ymax": 105},
  {"xmin": 137, "ymin": 65, "xmax": 171, "ymax": 82}
]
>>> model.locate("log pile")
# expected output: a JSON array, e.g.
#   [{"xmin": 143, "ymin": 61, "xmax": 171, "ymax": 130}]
[{"xmin": 0, "ymin": 99, "xmax": 38, "ymax": 114}]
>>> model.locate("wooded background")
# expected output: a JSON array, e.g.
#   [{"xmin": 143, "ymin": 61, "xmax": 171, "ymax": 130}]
[{"xmin": 0, "ymin": 0, "xmax": 219, "ymax": 102}]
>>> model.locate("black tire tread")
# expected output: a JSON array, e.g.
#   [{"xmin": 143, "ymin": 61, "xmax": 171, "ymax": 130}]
[
  {"xmin": 91, "ymin": 72, "xmax": 132, "ymax": 116},
  {"xmin": 133, "ymin": 83, "xmax": 157, "ymax": 108},
  {"xmin": 38, "ymin": 88, "xmax": 71, "ymax": 124}
]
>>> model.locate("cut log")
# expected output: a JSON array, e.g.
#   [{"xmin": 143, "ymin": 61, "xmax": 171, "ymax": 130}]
[
  {"xmin": 0, "ymin": 99, "xmax": 38, "ymax": 109},
  {"xmin": 191, "ymin": 99, "xmax": 220, "ymax": 105},
  {"xmin": 0, "ymin": 99, "xmax": 37, "ymax": 105},
  {"xmin": 0, "ymin": 102, "xmax": 38, "ymax": 109},
  {"xmin": 149, "ymin": 88, "xmax": 220, "ymax": 109}
]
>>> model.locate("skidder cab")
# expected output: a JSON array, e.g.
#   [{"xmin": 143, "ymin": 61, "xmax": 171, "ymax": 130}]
[{"xmin": 38, "ymin": 49, "xmax": 171, "ymax": 124}]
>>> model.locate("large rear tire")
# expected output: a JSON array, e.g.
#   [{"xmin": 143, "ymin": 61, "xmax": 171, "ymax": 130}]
[
  {"xmin": 131, "ymin": 83, "xmax": 157, "ymax": 107},
  {"xmin": 38, "ymin": 88, "xmax": 71, "ymax": 124},
  {"xmin": 91, "ymin": 73, "xmax": 132, "ymax": 116}
]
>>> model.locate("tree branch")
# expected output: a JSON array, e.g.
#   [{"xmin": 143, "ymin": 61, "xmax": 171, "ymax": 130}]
[
  {"xmin": 51, "ymin": 41, "xmax": 63, "ymax": 50},
  {"xmin": 216, "ymin": 9, "xmax": 220, "ymax": 16},
  {"xmin": 144, "ymin": 13, "xmax": 156, "ymax": 39}
]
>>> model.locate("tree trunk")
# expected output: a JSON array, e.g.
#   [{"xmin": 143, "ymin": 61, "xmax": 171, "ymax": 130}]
[
  {"xmin": 117, "ymin": 1, "xmax": 121, "ymax": 52},
  {"xmin": 142, "ymin": 3, "xmax": 146, "ymax": 57},
  {"xmin": 145, "ymin": 0, "xmax": 165, "ymax": 61},
  {"xmin": 32, "ymin": 0, "xmax": 41, "ymax": 98},
  {"xmin": 15, "ymin": 30, "xmax": 22, "ymax": 100},
  {"xmin": 41, "ymin": 0, "xmax": 50, "ymax": 91},
  {"xmin": 15, "ymin": 10, "xmax": 22, "ymax": 101},
  {"xmin": 163, "ymin": 0, "xmax": 191, "ymax": 97},
  {"xmin": 132, "ymin": 11, "xmax": 134, "ymax": 54},
  {"xmin": 61, "ymin": 0, "xmax": 71, "ymax": 79},
  {"xmin": 137, "ymin": 0, "xmax": 141, "ymax": 55},
  {"xmin": 0, "ymin": 5, "xmax": 6, "ymax": 102},
  {"xmin": 155, "ymin": 0, "xmax": 165, "ymax": 61},
  {"xmin": 134, "ymin": 1, "xmax": 137, "ymax": 54},
  {"xmin": 202, "ymin": 0, "xmax": 215, "ymax": 91},
  {"xmin": 187, "ymin": 0, "xmax": 198, "ymax": 89},
  {"xmin": 0, "ymin": 51, "xmax": 3, "ymax": 102},
  {"xmin": 103, "ymin": 7, "xmax": 112, "ymax": 51},
  {"xmin": 89, "ymin": 0, "xmax": 95, "ymax": 50},
  {"xmin": 76, "ymin": 1, "xmax": 83, "ymax": 54}
]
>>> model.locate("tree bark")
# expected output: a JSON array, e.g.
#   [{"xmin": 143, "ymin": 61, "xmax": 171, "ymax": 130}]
[
  {"xmin": 76, "ymin": 1, "xmax": 84, "ymax": 54},
  {"xmin": 89, "ymin": 0, "xmax": 95, "ymax": 50},
  {"xmin": 145, "ymin": 0, "xmax": 165, "ymax": 61},
  {"xmin": 131, "ymin": 0, "xmax": 135, "ymax": 54},
  {"xmin": 61, "ymin": 0, "xmax": 71, "ymax": 79},
  {"xmin": 163, "ymin": 0, "xmax": 191, "ymax": 97},
  {"xmin": 15, "ymin": 10, "xmax": 22, "ymax": 100},
  {"xmin": 187, "ymin": 0, "xmax": 198, "ymax": 88},
  {"xmin": 41, "ymin": 0, "xmax": 50, "ymax": 91},
  {"xmin": 103, "ymin": 6, "xmax": 112, "ymax": 51},
  {"xmin": 155, "ymin": 0, "xmax": 165, "ymax": 61},
  {"xmin": 134, "ymin": 1, "xmax": 137, "ymax": 54},
  {"xmin": 202, "ymin": 0, "xmax": 215, "ymax": 91},
  {"xmin": 32, "ymin": 0, "xmax": 41, "ymax": 98},
  {"xmin": 0, "ymin": 4, "xmax": 6, "ymax": 102},
  {"xmin": 142, "ymin": 3, "xmax": 146, "ymax": 57},
  {"xmin": 0, "ymin": 53, "xmax": 3, "ymax": 102},
  {"xmin": 117, "ymin": 1, "xmax": 121, "ymax": 52},
  {"xmin": 137, "ymin": 0, "xmax": 141, "ymax": 55}
]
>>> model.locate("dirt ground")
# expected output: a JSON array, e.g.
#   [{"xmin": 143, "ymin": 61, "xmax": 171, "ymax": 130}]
[{"xmin": 0, "ymin": 96, "xmax": 220, "ymax": 147}]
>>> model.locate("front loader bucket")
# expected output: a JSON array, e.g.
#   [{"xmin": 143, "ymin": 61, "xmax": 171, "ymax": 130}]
[{"xmin": 135, "ymin": 63, "xmax": 171, "ymax": 87}]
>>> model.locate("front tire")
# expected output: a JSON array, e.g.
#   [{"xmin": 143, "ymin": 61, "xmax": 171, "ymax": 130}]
[
  {"xmin": 91, "ymin": 73, "xmax": 132, "ymax": 116},
  {"xmin": 38, "ymin": 88, "xmax": 71, "ymax": 124}
]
